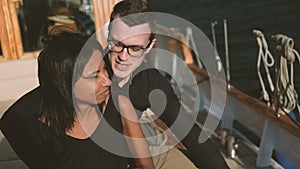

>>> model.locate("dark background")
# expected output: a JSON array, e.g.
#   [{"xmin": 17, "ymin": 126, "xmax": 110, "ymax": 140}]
[
  {"xmin": 15, "ymin": 0, "xmax": 300, "ymax": 99},
  {"xmin": 148, "ymin": 0, "xmax": 300, "ymax": 98}
]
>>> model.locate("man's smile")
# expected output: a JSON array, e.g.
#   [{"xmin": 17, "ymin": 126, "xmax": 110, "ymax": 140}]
[{"xmin": 115, "ymin": 60, "xmax": 130, "ymax": 71}]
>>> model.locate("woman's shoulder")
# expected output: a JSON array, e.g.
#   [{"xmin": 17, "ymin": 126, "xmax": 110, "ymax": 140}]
[{"xmin": 1, "ymin": 87, "xmax": 41, "ymax": 125}]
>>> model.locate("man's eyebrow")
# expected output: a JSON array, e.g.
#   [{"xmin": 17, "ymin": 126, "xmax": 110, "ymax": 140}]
[{"xmin": 109, "ymin": 38, "xmax": 145, "ymax": 47}]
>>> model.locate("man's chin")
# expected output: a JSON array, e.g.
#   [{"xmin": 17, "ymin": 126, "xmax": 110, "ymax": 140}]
[{"xmin": 113, "ymin": 71, "xmax": 130, "ymax": 80}]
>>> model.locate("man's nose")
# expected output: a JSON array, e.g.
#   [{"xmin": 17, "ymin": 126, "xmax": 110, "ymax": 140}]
[{"xmin": 118, "ymin": 48, "xmax": 130, "ymax": 61}]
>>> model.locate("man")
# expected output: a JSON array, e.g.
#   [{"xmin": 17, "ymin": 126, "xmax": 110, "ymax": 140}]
[{"xmin": 107, "ymin": 0, "xmax": 229, "ymax": 169}]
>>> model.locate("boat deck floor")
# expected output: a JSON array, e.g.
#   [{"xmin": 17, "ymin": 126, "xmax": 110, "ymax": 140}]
[
  {"xmin": 212, "ymin": 135, "xmax": 279, "ymax": 169},
  {"xmin": 197, "ymin": 112, "xmax": 282, "ymax": 169}
]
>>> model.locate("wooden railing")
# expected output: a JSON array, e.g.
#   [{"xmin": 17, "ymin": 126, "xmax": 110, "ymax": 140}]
[{"xmin": 188, "ymin": 63, "xmax": 300, "ymax": 168}]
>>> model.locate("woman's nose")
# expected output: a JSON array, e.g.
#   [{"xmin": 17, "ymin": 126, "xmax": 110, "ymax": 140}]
[
  {"xmin": 97, "ymin": 72, "xmax": 112, "ymax": 86},
  {"xmin": 105, "ymin": 78, "xmax": 112, "ymax": 86},
  {"xmin": 102, "ymin": 74, "xmax": 112, "ymax": 86}
]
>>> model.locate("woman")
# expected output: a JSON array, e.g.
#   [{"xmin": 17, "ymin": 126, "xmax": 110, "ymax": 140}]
[
  {"xmin": 38, "ymin": 29, "xmax": 155, "ymax": 169},
  {"xmin": 1, "ymin": 28, "xmax": 154, "ymax": 169}
]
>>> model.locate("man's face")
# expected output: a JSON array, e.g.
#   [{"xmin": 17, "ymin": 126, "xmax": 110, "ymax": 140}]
[{"xmin": 108, "ymin": 18, "xmax": 155, "ymax": 85}]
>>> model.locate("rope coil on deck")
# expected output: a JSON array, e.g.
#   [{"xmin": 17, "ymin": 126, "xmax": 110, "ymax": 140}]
[
  {"xmin": 253, "ymin": 29, "xmax": 275, "ymax": 105},
  {"xmin": 272, "ymin": 34, "xmax": 300, "ymax": 120},
  {"xmin": 253, "ymin": 30, "xmax": 300, "ymax": 123}
]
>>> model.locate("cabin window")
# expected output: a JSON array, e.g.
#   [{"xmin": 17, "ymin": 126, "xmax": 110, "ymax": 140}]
[
  {"xmin": 0, "ymin": 0, "xmax": 122, "ymax": 62},
  {"xmin": 19, "ymin": 0, "xmax": 96, "ymax": 52},
  {"xmin": 0, "ymin": 0, "xmax": 99, "ymax": 62}
]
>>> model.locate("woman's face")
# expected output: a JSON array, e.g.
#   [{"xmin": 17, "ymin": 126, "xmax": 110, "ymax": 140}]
[{"xmin": 73, "ymin": 50, "xmax": 112, "ymax": 105}]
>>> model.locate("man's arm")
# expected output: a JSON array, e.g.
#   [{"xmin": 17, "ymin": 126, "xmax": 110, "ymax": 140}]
[
  {"xmin": 118, "ymin": 95, "xmax": 155, "ymax": 169},
  {"xmin": 130, "ymin": 69, "xmax": 229, "ymax": 169}
]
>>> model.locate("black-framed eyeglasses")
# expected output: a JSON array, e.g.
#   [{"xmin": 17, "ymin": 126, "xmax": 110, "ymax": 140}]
[{"xmin": 108, "ymin": 39, "xmax": 152, "ymax": 58}]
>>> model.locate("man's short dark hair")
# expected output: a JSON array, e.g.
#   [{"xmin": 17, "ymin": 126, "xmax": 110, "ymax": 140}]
[{"xmin": 109, "ymin": 0, "xmax": 156, "ymax": 40}]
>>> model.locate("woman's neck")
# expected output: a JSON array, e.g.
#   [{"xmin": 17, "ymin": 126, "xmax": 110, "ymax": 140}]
[
  {"xmin": 67, "ymin": 96, "xmax": 109, "ymax": 139},
  {"xmin": 67, "ymin": 103, "xmax": 100, "ymax": 139}
]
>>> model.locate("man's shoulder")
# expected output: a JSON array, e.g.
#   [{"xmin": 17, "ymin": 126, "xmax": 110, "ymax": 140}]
[{"xmin": 133, "ymin": 62, "xmax": 163, "ymax": 80}]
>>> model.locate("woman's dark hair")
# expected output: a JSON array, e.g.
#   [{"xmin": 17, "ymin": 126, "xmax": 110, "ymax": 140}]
[{"xmin": 38, "ymin": 28, "xmax": 104, "ymax": 150}]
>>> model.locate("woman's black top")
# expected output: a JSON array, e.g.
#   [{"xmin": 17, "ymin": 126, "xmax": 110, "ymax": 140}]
[
  {"xmin": 0, "ymin": 87, "xmax": 133, "ymax": 169},
  {"xmin": 1, "ymin": 62, "xmax": 229, "ymax": 169}
]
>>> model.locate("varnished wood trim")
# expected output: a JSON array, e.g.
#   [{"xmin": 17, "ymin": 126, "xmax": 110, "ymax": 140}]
[
  {"xmin": 228, "ymin": 86, "xmax": 300, "ymax": 139},
  {"xmin": 188, "ymin": 64, "xmax": 300, "ymax": 139},
  {"xmin": 180, "ymin": 39, "xmax": 194, "ymax": 64},
  {"xmin": 156, "ymin": 24, "xmax": 194, "ymax": 64},
  {"xmin": 0, "ymin": 0, "xmax": 23, "ymax": 60},
  {"xmin": 9, "ymin": 0, "xmax": 23, "ymax": 58},
  {"xmin": 92, "ymin": 0, "xmax": 122, "ymax": 46}
]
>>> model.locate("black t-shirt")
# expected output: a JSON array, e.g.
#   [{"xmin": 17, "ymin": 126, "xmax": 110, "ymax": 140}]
[
  {"xmin": 0, "ymin": 87, "xmax": 133, "ymax": 169},
  {"xmin": 125, "ymin": 62, "xmax": 229, "ymax": 169}
]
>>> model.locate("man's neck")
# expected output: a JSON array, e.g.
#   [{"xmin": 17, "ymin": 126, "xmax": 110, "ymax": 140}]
[{"xmin": 117, "ymin": 74, "xmax": 131, "ymax": 88}]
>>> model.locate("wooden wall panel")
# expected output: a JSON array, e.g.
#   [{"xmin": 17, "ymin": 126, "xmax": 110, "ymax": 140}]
[
  {"xmin": 0, "ymin": 0, "xmax": 23, "ymax": 61},
  {"xmin": 91, "ymin": 0, "xmax": 122, "ymax": 47}
]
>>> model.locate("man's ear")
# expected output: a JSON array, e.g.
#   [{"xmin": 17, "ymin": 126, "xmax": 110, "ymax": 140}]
[{"xmin": 145, "ymin": 38, "xmax": 157, "ymax": 54}]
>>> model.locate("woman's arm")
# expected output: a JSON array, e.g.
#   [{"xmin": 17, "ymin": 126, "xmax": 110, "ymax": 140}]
[{"xmin": 118, "ymin": 95, "xmax": 155, "ymax": 169}]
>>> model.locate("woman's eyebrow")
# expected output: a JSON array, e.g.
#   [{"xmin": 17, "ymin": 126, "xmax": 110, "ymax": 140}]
[
  {"xmin": 90, "ymin": 70, "xmax": 100, "ymax": 75},
  {"xmin": 83, "ymin": 70, "xmax": 100, "ymax": 77}
]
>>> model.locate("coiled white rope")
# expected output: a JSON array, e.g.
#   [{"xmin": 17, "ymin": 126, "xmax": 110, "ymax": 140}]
[
  {"xmin": 253, "ymin": 30, "xmax": 275, "ymax": 105},
  {"xmin": 272, "ymin": 34, "xmax": 300, "ymax": 117}
]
